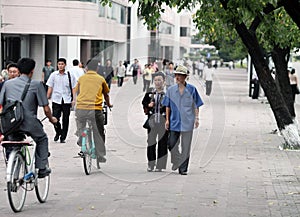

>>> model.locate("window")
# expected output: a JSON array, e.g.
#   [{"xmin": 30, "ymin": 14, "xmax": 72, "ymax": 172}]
[
  {"xmin": 180, "ymin": 27, "xmax": 190, "ymax": 37},
  {"xmin": 159, "ymin": 22, "xmax": 174, "ymax": 35},
  {"xmin": 99, "ymin": 5, "xmax": 105, "ymax": 17},
  {"xmin": 98, "ymin": 2, "xmax": 126, "ymax": 24}
]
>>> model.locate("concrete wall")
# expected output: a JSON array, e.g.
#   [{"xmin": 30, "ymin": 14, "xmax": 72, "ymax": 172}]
[{"xmin": 1, "ymin": 0, "xmax": 127, "ymax": 42}]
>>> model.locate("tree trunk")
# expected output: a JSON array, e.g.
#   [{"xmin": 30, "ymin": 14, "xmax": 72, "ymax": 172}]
[
  {"xmin": 235, "ymin": 22, "xmax": 300, "ymax": 149},
  {"xmin": 271, "ymin": 46, "xmax": 295, "ymax": 118}
]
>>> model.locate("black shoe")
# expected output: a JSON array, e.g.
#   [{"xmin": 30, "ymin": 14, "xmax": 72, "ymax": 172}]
[
  {"xmin": 78, "ymin": 151, "xmax": 84, "ymax": 157},
  {"xmin": 54, "ymin": 134, "xmax": 60, "ymax": 142},
  {"xmin": 179, "ymin": 171, "xmax": 187, "ymax": 175},
  {"xmin": 147, "ymin": 166, "xmax": 154, "ymax": 172},
  {"xmin": 98, "ymin": 156, "xmax": 106, "ymax": 163},
  {"xmin": 96, "ymin": 158, "xmax": 101, "ymax": 169},
  {"xmin": 38, "ymin": 168, "xmax": 51, "ymax": 178},
  {"xmin": 171, "ymin": 164, "xmax": 178, "ymax": 171},
  {"xmin": 60, "ymin": 139, "xmax": 66, "ymax": 143},
  {"xmin": 77, "ymin": 137, "xmax": 82, "ymax": 146}
]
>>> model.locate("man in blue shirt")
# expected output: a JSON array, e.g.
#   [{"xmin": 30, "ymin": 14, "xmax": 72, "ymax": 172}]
[{"xmin": 162, "ymin": 65, "xmax": 203, "ymax": 175}]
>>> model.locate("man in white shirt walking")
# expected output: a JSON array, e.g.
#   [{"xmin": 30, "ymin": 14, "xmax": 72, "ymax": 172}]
[
  {"xmin": 204, "ymin": 68, "xmax": 213, "ymax": 96},
  {"xmin": 46, "ymin": 58, "xmax": 77, "ymax": 143}
]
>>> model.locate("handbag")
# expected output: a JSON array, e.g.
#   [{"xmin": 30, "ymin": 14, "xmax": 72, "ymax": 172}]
[
  {"xmin": 143, "ymin": 116, "xmax": 155, "ymax": 130},
  {"xmin": 296, "ymin": 87, "xmax": 300, "ymax": 95},
  {"xmin": 0, "ymin": 78, "xmax": 31, "ymax": 135}
]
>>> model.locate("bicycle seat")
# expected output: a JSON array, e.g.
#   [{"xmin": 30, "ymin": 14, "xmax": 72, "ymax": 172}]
[
  {"xmin": 1, "ymin": 132, "xmax": 30, "ymax": 148},
  {"xmin": 6, "ymin": 132, "xmax": 26, "ymax": 141}
]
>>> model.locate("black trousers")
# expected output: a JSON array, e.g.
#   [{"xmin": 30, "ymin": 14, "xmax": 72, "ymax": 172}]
[
  {"xmin": 118, "ymin": 76, "xmax": 124, "ymax": 87},
  {"xmin": 52, "ymin": 101, "xmax": 71, "ymax": 140},
  {"xmin": 206, "ymin": 80, "xmax": 212, "ymax": 96},
  {"xmin": 133, "ymin": 70, "xmax": 138, "ymax": 84},
  {"xmin": 147, "ymin": 123, "xmax": 168, "ymax": 169}
]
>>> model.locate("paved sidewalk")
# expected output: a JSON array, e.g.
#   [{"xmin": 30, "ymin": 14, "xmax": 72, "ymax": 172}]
[{"xmin": 1, "ymin": 67, "xmax": 300, "ymax": 217}]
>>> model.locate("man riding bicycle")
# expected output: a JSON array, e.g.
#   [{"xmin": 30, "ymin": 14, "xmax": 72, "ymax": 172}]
[
  {"xmin": 74, "ymin": 58, "xmax": 112, "ymax": 168},
  {"xmin": 0, "ymin": 58, "xmax": 57, "ymax": 178}
]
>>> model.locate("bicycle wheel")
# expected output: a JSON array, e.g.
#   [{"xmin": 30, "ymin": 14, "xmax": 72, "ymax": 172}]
[
  {"xmin": 7, "ymin": 151, "xmax": 27, "ymax": 212},
  {"xmin": 35, "ymin": 167, "xmax": 50, "ymax": 203},
  {"xmin": 83, "ymin": 130, "xmax": 92, "ymax": 175}
]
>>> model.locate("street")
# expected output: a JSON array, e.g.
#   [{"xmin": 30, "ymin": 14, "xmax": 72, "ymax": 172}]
[{"xmin": 1, "ymin": 67, "xmax": 300, "ymax": 217}]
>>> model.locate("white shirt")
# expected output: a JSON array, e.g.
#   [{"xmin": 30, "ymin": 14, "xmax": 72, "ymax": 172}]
[
  {"xmin": 204, "ymin": 69, "xmax": 213, "ymax": 81},
  {"xmin": 117, "ymin": 65, "xmax": 126, "ymax": 77},
  {"xmin": 46, "ymin": 70, "xmax": 77, "ymax": 104},
  {"xmin": 198, "ymin": 62, "xmax": 204, "ymax": 70},
  {"xmin": 69, "ymin": 66, "xmax": 84, "ymax": 82}
]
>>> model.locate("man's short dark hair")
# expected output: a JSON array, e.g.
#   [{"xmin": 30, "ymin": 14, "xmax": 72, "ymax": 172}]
[
  {"xmin": 57, "ymin": 58, "xmax": 66, "ymax": 64},
  {"xmin": 153, "ymin": 72, "xmax": 165, "ymax": 80},
  {"xmin": 46, "ymin": 59, "xmax": 52, "ymax": 63},
  {"xmin": 17, "ymin": 58, "xmax": 36, "ymax": 75},
  {"xmin": 7, "ymin": 63, "xmax": 18, "ymax": 71},
  {"xmin": 86, "ymin": 59, "xmax": 98, "ymax": 71},
  {"xmin": 291, "ymin": 68, "xmax": 296, "ymax": 74},
  {"xmin": 73, "ymin": 59, "xmax": 79, "ymax": 66}
]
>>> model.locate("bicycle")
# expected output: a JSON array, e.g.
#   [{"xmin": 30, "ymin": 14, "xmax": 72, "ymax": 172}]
[
  {"xmin": 78, "ymin": 103, "xmax": 109, "ymax": 175},
  {"xmin": 1, "ymin": 132, "xmax": 50, "ymax": 212}
]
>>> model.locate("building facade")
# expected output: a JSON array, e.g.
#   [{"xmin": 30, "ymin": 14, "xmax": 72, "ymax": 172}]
[{"xmin": 0, "ymin": 0, "xmax": 192, "ymax": 79}]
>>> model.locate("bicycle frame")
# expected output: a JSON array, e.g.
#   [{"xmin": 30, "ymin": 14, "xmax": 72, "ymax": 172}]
[
  {"xmin": 3, "ymin": 139, "xmax": 35, "ymax": 183},
  {"xmin": 81, "ymin": 122, "xmax": 96, "ymax": 159}
]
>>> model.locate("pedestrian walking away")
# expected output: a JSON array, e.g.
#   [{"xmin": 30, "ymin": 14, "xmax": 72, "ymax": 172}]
[
  {"xmin": 46, "ymin": 58, "xmax": 76, "ymax": 143},
  {"xmin": 69, "ymin": 59, "xmax": 85, "ymax": 82},
  {"xmin": 204, "ymin": 68, "xmax": 213, "ymax": 96},
  {"xmin": 162, "ymin": 65, "xmax": 203, "ymax": 175},
  {"xmin": 289, "ymin": 68, "xmax": 299, "ymax": 103},
  {"xmin": 74, "ymin": 58, "xmax": 113, "ymax": 168},
  {"xmin": 142, "ymin": 72, "xmax": 168, "ymax": 172},
  {"xmin": 0, "ymin": 58, "xmax": 57, "ymax": 177},
  {"xmin": 251, "ymin": 71, "xmax": 259, "ymax": 99}
]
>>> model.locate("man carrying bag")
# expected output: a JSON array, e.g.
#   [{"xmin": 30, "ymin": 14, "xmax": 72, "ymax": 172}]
[{"xmin": 0, "ymin": 58, "xmax": 57, "ymax": 177}]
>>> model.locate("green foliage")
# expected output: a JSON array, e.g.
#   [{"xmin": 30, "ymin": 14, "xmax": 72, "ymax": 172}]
[{"xmin": 99, "ymin": 0, "xmax": 300, "ymax": 58}]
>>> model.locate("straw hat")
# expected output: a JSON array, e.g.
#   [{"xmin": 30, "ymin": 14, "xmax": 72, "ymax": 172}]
[{"xmin": 175, "ymin": 65, "xmax": 188, "ymax": 75}]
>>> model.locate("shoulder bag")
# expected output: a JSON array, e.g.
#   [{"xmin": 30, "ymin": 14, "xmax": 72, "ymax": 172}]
[{"xmin": 0, "ymin": 78, "xmax": 31, "ymax": 135}]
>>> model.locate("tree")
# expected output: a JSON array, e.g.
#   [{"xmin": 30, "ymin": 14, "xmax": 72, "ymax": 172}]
[{"xmin": 100, "ymin": 0, "xmax": 300, "ymax": 148}]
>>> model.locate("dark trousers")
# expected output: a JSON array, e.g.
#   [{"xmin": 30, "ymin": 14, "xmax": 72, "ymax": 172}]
[
  {"xmin": 19, "ymin": 116, "xmax": 49, "ymax": 169},
  {"xmin": 106, "ymin": 78, "xmax": 112, "ymax": 89},
  {"xmin": 118, "ymin": 76, "xmax": 124, "ymax": 87},
  {"xmin": 133, "ymin": 70, "xmax": 138, "ymax": 84},
  {"xmin": 144, "ymin": 80, "xmax": 151, "ymax": 92},
  {"xmin": 147, "ymin": 123, "xmax": 168, "ymax": 169},
  {"xmin": 168, "ymin": 131, "xmax": 193, "ymax": 173},
  {"xmin": 76, "ymin": 110, "xmax": 106, "ymax": 157},
  {"xmin": 252, "ymin": 82, "xmax": 260, "ymax": 99},
  {"xmin": 52, "ymin": 101, "xmax": 71, "ymax": 140},
  {"xmin": 206, "ymin": 80, "xmax": 212, "ymax": 96}
]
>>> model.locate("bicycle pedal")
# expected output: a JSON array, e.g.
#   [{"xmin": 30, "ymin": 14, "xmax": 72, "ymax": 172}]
[{"xmin": 78, "ymin": 152, "xmax": 84, "ymax": 157}]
